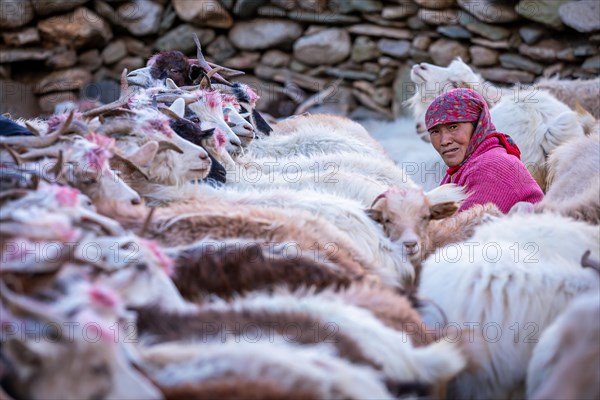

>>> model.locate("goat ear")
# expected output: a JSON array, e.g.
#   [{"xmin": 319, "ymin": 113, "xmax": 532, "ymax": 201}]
[
  {"xmin": 129, "ymin": 141, "xmax": 159, "ymax": 168},
  {"xmin": 430, "ymin": 202, "xmax": 459, "ymax": 220},
  {"xmin": 168, "ymin": 98, "xmax": 186, "ymax": 118},
  {"xmin": 365, "ymin": 208, "xmax": 383, "ymax": 223},
  {"xmin": 165, "ymin": 78, "xmax": 178, "ymax": 90}
]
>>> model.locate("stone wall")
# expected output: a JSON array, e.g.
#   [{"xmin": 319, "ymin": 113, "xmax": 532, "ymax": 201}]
[{"xmin": 1, "ymin": 0, "xmax": 598, "ymax": 119}]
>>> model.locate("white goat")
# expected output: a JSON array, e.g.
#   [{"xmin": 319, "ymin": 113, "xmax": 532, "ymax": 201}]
[
  {"xmin": 419, "ymin": 212, "xmax": 600, "ymax": 399},
  {"xmin": 407, "ymin": 58, "xmax": 587, "ymax": 189},
  {"xmin": 527, "ymin": 290, "xmax": 600, "ymax": 400}
]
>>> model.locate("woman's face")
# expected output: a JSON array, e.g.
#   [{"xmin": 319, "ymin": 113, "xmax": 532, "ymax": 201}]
[{"xmin": 429, "ymin": 122, "xmax": 475, "ymax": 167}]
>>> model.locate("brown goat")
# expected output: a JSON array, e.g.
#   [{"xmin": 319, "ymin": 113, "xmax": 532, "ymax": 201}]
[
  {"xmin": 168, "ymin": 239, "xmax": 362, "ymax": 303},
  {"xmin": 103, "ymin": 200, "xmax": 390, "ymax": 286}
]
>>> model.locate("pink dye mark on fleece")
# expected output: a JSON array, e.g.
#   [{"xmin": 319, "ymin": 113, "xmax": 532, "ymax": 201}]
[
  {"xmin": 47, "ymin": 112, "xmax": 82, "ymax": 133},
  {"xmin": 52, "ymin": 185, "xmax": 81, "ymax": 207},
  {"xmin": 140, "ymin": 238, "xmax": 174, "ymax": 276},
  {"xmin": 204, "ymin": 90, "xmax": 222, "ymax": 110},
  {"xmin": 89, "ymin": 285, "xmax": 120, "ymax": 309},
  {"xmin": 222, "ymin": 94, "xmax": 239, "ymax": 109},
  {"xmin": 214, "ymin": 128, "xmax": 227, "ymax": 149},
  {"xmin": 144, "ymin": 117, "xmax": 174, "ymax": 138},
  {"xmin": 242, "ymin": 84, "xmax": 259, "ymax": 105}
]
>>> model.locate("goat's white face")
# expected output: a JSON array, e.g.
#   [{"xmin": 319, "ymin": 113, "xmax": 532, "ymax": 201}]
[
  {"xmin": 408, "ymin": 58, "xmax": 486, "ymax": 140},
  {"xmin": 126, "ymin": 67, "xmax": 164, "ymax": 89},
  {"xmin": 188, "ymin": 91, "xmax": 243, "ymax": 156},
  {"xmin": 75, "ymin": 235, "xmax": 190, "ymax": 311},
  {"xmin": 2, "ymin": 286, "xmax": 162, "ymax": 400},
  {"xmin": 223, "ymin": 99, "xmax": 255, "ymax": 147},
  {"xmin": 64, "ymin": 137, "xmax": 142, "ymax": 206},
  {"xmin": 113, "ymin": 115, "xmax": 211, "ymax": 185},
  {"xmin": 367, "ymin": 188, "xmax": 458, "ymax": 261}
]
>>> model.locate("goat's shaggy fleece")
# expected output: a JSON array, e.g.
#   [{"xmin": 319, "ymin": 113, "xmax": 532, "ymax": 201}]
[
  {"xmin": 138, "ymin": 340, "xmax": 394, "ymax": 399},
  {"xmin": 419, "ymin": 212, "xmax": 600, "ymax": 399},
  {"xmin": 535, "ymin": 76, "xmax": 600, "ymax": 119},
  {"xmin": 539, "ymin": 133, "xmax": 600, "ymax": 224},
  {"xmin": 104, "ymin": 200, "xmax": 398, "ymax": 287},
  {"xmin": 247, "ymin": 113, "xmax": 388, "ymax": 159},
  {"xmin": 527, "ymin": 291, "xmax": 600, "ymax": 400}
]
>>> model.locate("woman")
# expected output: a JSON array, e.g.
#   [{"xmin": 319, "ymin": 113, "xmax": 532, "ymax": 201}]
[{"xmin": 426, "ymin": 88, "xmax": 543, "ymax": 213}]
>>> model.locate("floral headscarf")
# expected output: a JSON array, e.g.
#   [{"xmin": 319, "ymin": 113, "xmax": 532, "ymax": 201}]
[{"xmin": 425, "ymin": 88, "xmax": 520, "ymax": 175}]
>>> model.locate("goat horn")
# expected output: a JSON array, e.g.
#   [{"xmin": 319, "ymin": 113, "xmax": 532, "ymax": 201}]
[
  {"xmin": 79, "ymin": 209, "xmax": 126, "ymax": 237},
  {"xmin": 2, "ymin": 144, "xmax": 23, "ymax": 165},
  {"xmin": 370, "ymin": 192, "xmax": 387, "ymax": 208},
  {"xmin": 48, "ymin": 150, "xmax": 64, "ymax": 180},
  {"xmin": 19, "ymin": 147, "xmax": 61, "ymax": 161},
  {"xmin": 0, "ymin": 189, "xmax": 29, "ymax": 202},
  {"xmin": 193, "ymin": 32, "xmax": 230, "ymax": 85},
  {"xmin": 111, "ymin": 153, "xmax": 150, "ymax": 180},
  {"xmin": 207, "ymin": 62, "xmax": 245, "ymax": 77},
  {"xmin": 83, "ymin": 97, "xmax": 129, "ymax": 119},
  {"xmin": 0, "ymin": 280, "xmax": 59, "ymax": 324},
  {"xmin": 96, "ymin": 118, "xmax": 137, "ymax": 136},
  {"xmin": 581, "ymin": 250, "xmax": 600, "ymax": 272},
  {"xmin": 158, "ymin": 106, "xmax": 181, "ymax": 120},
  {"xmin": 139, "ymin": 206, "xmax": 156, "ymax": 237},
  {"xmin": 157, "ymin": 141, "xmax": 184, "ymax": 154},
  {"xmin": 0, "ymin": 111, "xmax": 73, "ymax": 148},
  {"xmin": 24, "ymin": 122, "xmax": 40, "ymax": 136},
  {"xmin": 120, "ymin": 68, "xmax": 129, "ymax": 96}
]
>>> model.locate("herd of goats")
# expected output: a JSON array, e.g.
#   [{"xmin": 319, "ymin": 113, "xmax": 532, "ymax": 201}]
[{"xmin": 0, "ymin": 33, "xmax": 599, "ymax": 399}]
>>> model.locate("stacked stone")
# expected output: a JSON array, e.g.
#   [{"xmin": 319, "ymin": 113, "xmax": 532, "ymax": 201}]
[{"xmin": 1, "ymin": 0, "xmax": 598, "ymax": 119}]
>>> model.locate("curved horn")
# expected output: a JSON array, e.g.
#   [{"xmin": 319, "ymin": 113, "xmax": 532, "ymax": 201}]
[
  {"xmin": 193, "ymin": 32, "xmax": 230, "ymax": 85},
  {"xmin": 139, "ymin": 206, "xmax": 156, "ymax": 237},
  {"xmin": 0, "ymin": 111, "xmax": 74, "ymax": 148},
  {"xmin": 0, "ymin": 280, "xmax": 59, "ymax": 324},
  {"xmin": 581, "ymin": 250, "xmax": 600, "ymax": 272},
  {"xmin": 157, "ymin": 141, "xmax": 184, "ymax": 154},
  {"xmin": 2, "ymin": 144, "xmax": 23, "ymax": 165},
  {"xmin": 48, "ymin": 150, "xmax": 64, "ymax": 180},
  {"xmin": 111, "ymin": 153, "xmax": 150, "ymax": 180},
  {"xmin": 120, "ymin": 68, "xmax": 129, "ymax": 97},
  {"xmin": 82, "ymin": 97, "xmax": 129, "ymax": 119},
  {"xmin": 79, "ymin": 209, "xmax": 126, "ymax": 237},
  {"xmin": 207, "ymin": 61, "xmax": 245, "ymax": 77},
  {"xmin": 158, "ymin": 106, "xmax": 181, "ymax": 121},
  {"xmin": 96, "ymin": 118, "xmax": 137, "ymax": 136},
  {"xmin": 370, "ymin": 192, "xmax": 387, "ymax": 208},
  {"xmin": 24, "ymin": 122, "xmax": 40, "ymax": 136}
]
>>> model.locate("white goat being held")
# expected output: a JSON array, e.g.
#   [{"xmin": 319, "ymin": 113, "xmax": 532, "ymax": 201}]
[{"xmin": 407, "ymin": 57, "xmax": 586, "ymax": 190}]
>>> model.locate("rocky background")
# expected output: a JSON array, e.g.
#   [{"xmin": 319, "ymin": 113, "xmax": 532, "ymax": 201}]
[{"xmin": 1, "ymin": 0, "xmax": 599, "ymax": 119}]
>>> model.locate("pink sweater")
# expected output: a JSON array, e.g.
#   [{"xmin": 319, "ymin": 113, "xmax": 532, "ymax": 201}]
[{"xmin": 441, "ymin": 138, "xmax": 544, "ymax": 213}]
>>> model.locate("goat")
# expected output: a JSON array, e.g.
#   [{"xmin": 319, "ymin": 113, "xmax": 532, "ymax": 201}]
[
  {"xmin": 527, "ymin": 290, "xmax": 600, "ymax": 400},
  {"xmin": 407, "ymin": 58, "xmax": 587, "ymax": 190},
  {"xmin": 367, "ymin": 184, "xmax": 500, "ymax": 264},
  {"xmin": 0, "ymin": 282, "xmax": 162, "ymax": 400},
  {"xmin": 536, "ymin": 76, "xmax": 600, "ymax": 120},
  {"xmin": 175, "ymin": 184, "xmax": 414, "ymax": 285},
  {"xmin": 100, "ymin": 199, "xmax": 397, "ymax": 287},
  {"xmin": 166, "ymin": 238, "xmax": 361, "ymax": 303},
  {"xmin": 96, "ymin": 109, "xmax": 212, "ymax": 202},
  {"xmin": 245, "ymin": 114, "xmax": 388, "ymax": 160},
  {"xmin": 134, "ymin": 288, "xmax": 466, "ymax": 391},
  {"xmin": 136, "ymin": 339, "xmax": 394, "ymax": 399},
  {"xmin": 418, "ymin": 212, "xmax": 600, "ymax": 399},
  {"xmin": 536, "ymin": 132, "xmax": 600, "ymax": 224}
]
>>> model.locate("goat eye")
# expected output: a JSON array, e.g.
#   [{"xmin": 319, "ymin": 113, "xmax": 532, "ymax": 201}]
[
  {"xmin": 422, "ymin": 215, "xmax": 430, "ymax": 221},
  {"xmin": 136, "ymin": 263, "xmax": 148, "ymax": 272},
  {"xmin": 191, "ymin": 117, "xmax": 200, "ymax": 123},
  {"xmin": 384, "ymin": 219, "xmax": 392, "ymax": 224}
]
